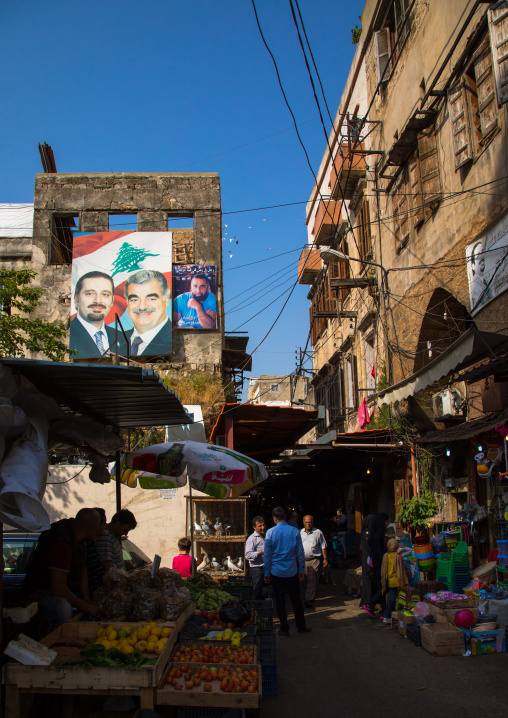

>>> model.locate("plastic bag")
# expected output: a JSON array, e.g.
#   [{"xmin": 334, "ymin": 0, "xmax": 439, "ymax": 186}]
[
  {"xmin": 414, "ymin": 601, "xmax": 431, "ymax": 618},
  {"xmin": 154, "ymin": 567, "xmax": 182, "ymax": 590},
  {"xmin": 160, "ymin": 584, "xmax": 191, "ymax": 621},
  {"xmin": 103, "ymin": 566, "xmax": 129, "ymax": 591},
  {"xmin": 99, "ymin": 588, "xmax": 134, "ymax": 620},
  {"xmin": 219, "ymin": 600, "xmax": 250, "ymax": 627},
  {"xmin": 133, "ymin": 587, "xmax": 161, "ymax": 621},
  {"xmin": 128, "ymin": 567, "xmax": 153, "ymax": 590}
]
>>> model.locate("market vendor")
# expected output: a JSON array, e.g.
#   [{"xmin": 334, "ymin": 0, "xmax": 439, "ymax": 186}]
[
  {"xmin": 23, "ymin": 508, "xmax": 101, "ymax": 630},
  {"xmin": 95, "ymin": 509, "xmax": 137, "ymax": 571}
]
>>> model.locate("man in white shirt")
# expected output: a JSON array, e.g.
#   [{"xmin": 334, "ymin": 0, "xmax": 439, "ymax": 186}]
[
  {"xmin": 300, "ymin": 515, "xmax": 328, "ymax": 608},
  {"xmin": 124, "ymin": 269, "xmax": 172, "ymax": 357},
  {"xmin": 245, "ymin": 516, "xmax": 266, "ymax": 600},
  {"xmin": 70, "ymin": 271, "xmax": 117, "ymax": 358}
]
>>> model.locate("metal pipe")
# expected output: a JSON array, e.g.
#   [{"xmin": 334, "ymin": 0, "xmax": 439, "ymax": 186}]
[{"xmin": 115, "ymin": 450, "xmax": 122, "ymax": 512}]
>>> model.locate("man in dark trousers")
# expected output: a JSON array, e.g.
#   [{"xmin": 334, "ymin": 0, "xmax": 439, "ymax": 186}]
[
  {"xmin": 263, "ymin": 506, "xmax": 310, "ymax": 637},
  {"xmin": 23, "ymin": 508, "xmax": 101, "ymax": 630}
]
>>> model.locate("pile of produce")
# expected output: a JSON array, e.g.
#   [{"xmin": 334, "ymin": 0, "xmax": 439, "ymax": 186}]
[
  {"xmin": 59, "ymin": 643, "xmax": 158, "ymax": 668},
  {"xmin": 165, "ymin": 664, "xmax": 258, "ymax": 693},
  {"xmin": 187, "ymin": 585, "xmax": 234, "ymax": 612},
  {"xmin": 172, "ymin": 642, "xmax": 255, "ymax": 664},
  {"xmin": 94, "ymin": 566, "xmax": 191, "ymax": 622},
  {"xmin": 94, "ymin": 622, "xmax": 172, "ymax": 655}
]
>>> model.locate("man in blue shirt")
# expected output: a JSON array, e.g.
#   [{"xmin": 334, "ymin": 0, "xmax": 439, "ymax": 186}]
[
  {"xmin": 264, "ymin": 506, "xmax": 310, "ymax": 636},
  {"xmin": 173, "ymin": 274, "xmax": 217, "ymax": 329}
]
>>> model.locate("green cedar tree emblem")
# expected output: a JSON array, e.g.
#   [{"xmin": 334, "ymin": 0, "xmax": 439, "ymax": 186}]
[{"xmin": 111, "ymin": 242, "xmax": 159, "ymax": 276}]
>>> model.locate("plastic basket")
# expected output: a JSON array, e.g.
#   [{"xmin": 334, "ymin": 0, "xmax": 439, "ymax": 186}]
[
  {"xmin": 406, "ymin": 623, "xmax": 422, "ymax": 647},
  {"xmin": 248, "ymin": 599, "xmax": 274, "ymax": 633},
  {"xmin": 258, "ymin": 632, "xmax": 276, "ymax": 665},
  {"xmin": 261, "ymin": 664, "xmax": 277, "ymax": 696},
  {"xmin": 180, "ymin": 621, "xmax": 257, "ymax": 642},
  {"xmin": 223, "ymin": 585, "xmax": 253, "ymax": 600}
]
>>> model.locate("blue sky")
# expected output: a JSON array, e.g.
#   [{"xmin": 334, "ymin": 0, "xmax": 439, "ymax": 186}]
[{"xmin": 1, "ymin": 0, "xmax": 362, "ymax": 393}]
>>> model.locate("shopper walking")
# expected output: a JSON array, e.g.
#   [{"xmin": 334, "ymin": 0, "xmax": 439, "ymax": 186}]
[
  {"xmin": 379, "ymin": 538, "xmax": 407, "ymax": 623},
  {"xmin": 300, "ymin": 515, "xmax": 328, "ymax": 607},
  {"xmin": 264, "ymin": 506, "xmax": 310, "ymax": 636},
  {"xmin": 363, "ymin": 512, "xmax": 389, "ymax": 617},
  {"xmin": 245, "ymin": 516, "xmax": 266, "ymax": 600}
]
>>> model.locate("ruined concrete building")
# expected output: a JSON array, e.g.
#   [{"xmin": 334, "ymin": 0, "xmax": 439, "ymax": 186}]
[{"xmin": 0, "ymin": 172, "xmax": 250, "ymax": 396}]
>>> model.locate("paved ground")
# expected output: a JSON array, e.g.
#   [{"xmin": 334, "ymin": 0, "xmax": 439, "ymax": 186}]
[
  {"xmin": 261, "ymin": 565, "xmax": 508, "ymax": 718},
  {"xmin": 18, "ymin": 565, "xmax": 508, "ymax": 717}
]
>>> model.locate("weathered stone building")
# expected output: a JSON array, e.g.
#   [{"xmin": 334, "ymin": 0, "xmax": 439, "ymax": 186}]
[
  {"xmin": 297, "ymin": 0, "xmax": 508, "ymax": 539},
  {"xmin": 0, "ymin": 172, "xmax": 250, "ymax": 392},
  {"xmin": 247, "ymin": 374, "xmax": 312, "ymax": 407}
]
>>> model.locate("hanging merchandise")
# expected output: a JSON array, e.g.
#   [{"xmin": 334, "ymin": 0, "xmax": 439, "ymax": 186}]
[{"xmin": 474, "ymin": 444, "xmax": 502, "ymax": 478}]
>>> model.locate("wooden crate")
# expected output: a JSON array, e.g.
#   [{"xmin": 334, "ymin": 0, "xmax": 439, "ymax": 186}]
[
  {"xmin": 2, "ymin": 603, "xmax": 194, "ymax": 717},
  {"xmin": 156, "ymin": 662, "xmax": 261, "ymax": 708}
]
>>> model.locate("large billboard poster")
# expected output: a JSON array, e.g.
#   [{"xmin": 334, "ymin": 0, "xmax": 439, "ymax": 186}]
[
  {"xmin": 172, "ymin": 265, "xmax": 217, "ymax": 329},
  {"xmin": 466, "ymin": 215, "xmax": 508, "ymax": 315},
  {"xmin": 70, "ymin": 231, "xmax": 172, "ymax": 359}
]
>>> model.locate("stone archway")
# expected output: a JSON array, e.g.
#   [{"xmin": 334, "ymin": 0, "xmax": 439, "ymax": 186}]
[{"xmin": 413, "ymin": 289, "xmax": 471, "ymax": 372}]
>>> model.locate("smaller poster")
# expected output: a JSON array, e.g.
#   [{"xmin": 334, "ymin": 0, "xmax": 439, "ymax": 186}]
[
  {"xmin": 466, "ymin": 214, "xmax": 508, "ymax": 314},
  {"xmin": 172, "ymin": 265, "xmax": 217, "ymax": 329}
]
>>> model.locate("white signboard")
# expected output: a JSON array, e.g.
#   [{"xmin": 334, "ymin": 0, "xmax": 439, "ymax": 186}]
[{"xmin": 466, "ymin": 215, "xmax": 508, "ymax": 314}]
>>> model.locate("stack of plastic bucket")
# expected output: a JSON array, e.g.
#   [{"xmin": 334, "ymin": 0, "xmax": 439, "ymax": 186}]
[{"xmin": 414, "ymin": 534, "xmax": 435, "ymax": 573}]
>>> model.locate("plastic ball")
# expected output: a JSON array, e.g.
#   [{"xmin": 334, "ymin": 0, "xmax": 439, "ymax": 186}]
[{"xmin": 454, "ymin": 609, "xmax": 475, "ymax": 629}]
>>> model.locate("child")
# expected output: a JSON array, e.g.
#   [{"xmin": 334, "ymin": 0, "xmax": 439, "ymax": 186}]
[
  {"xmin": 380, "ymin": 537, "xmax": 407, "ymax": 624},
  {"xmin": 172, "ymin": 538, "xmax": 203, "ymax": 578}
]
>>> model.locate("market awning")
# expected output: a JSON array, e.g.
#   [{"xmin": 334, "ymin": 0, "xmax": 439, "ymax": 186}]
[
  {"xmin": 209, "ymin": 403, "xmax": 318, "ymax": 464},
  {"xmin": 1, "ymin": 358, "xmax": 189, "ymax": 428},
  {"xmin": 415, "ymin": 409, "xmax": 508, "ymax": 444},
  {"xmin": 377, "ymin": 329, "xmax": 508, "ymax": 407},
  {"xmin": 457, "ymin": 351, "xmax": 508, "ymax": 384}
]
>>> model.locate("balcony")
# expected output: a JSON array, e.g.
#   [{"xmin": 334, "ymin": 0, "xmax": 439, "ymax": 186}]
[
  {"xmin": 298, "ymin": 245, "xmax": 322, "ymax": 284},
  {"xmin": 312, "ymin": 199, "xmax": 343, "ymax": 246},
  {"xmin": 329, "ymin": 142, "xmax": 367, "ymax": 200}
]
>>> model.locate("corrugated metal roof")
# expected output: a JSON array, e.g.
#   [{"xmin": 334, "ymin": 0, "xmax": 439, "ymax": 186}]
[{"xmin": 1, "ymin": 358, "xmax": 189, "ymax": 428}]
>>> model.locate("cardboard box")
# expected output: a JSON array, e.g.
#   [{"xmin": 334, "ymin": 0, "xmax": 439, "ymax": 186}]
[
  {"xmin": 426, "ymin": 603, "xmax": 479, "ymax": 625},
  {"xmin": 391, "ymin": 610, "xmax": 402, "ymax": 629},
  {"xmin": 420, "ymin": 623, "xmax": 465, "ymax": 656},
  {"xmin": 461, "ymin": 626, "xmax": 506, "ymax": 655},
  {"xmin": 398, "ymin": 613, "xmax": 415, "ymax": 637}
]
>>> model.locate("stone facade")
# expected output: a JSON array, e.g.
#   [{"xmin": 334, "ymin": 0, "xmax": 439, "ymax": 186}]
[
  {"xmin": 0, "ymin": 172, "xmax": 224, "ymax": 368},
  {"xmin": 247, "ymin": 374, "xmax": 312, "ymax": 406}
]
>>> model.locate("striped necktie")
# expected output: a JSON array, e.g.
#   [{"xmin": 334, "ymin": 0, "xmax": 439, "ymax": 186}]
[
  {"xmin": 131, "ymin": 336, "xmax": 143, "ymax": 356},
  {"xmin": 94, "ymin": 331, "xmax": 105, "ymax": 354}
]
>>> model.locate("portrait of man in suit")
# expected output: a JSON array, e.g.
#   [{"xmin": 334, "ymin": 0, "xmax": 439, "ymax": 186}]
[
  {"xmin": 124, "ymin": 269, "xmax": 171, "ymax": 357},
  {"xmin": 69, "ymin": 271, "xmax": 117, "ymax": 359}
]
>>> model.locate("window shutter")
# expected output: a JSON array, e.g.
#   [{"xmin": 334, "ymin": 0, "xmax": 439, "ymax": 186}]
[
  {"xmin": 447, "ymin": 82, "xmax": 473, "ymax": 169},
  {"xmin": 488, "ymin": 2, "xmax": 508, "ymax": 106},
  {"xmin": 392, "ymin": 167, "xmax": 410, "ymax": 251},
  {"xmin": 418, "ymin": 126, "xmax": 442, "ymax": 219},
  {"xmin": 408, "ymin": 151, "xmax": 424, "ymax": 228},
  {"xmin": 474, "ymin": 42, "xmax": 498, "ymax": 136},
  {"xmin": 375, "ymin": 28, "xmax": 391, "ymax": 84}
]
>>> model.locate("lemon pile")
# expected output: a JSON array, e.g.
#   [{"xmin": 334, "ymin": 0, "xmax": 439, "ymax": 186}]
[{"xmin": 95, "ymin": 622, "xmax": 173, "ymax": 655}]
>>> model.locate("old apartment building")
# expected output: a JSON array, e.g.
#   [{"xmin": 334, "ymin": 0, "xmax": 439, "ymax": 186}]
[
  {"xmin": 247, "ymin": 374, "xmax": 312, "ymax": 407},
  {"xmin": 301, "ymin": 0, "xmax": 508, "ymax": 435},
  {"xmin": 299, "ymin": 0, "xmax": 508, "ymax": 534},
  {"xmin": 0, "ymin": 172, "xmax": 250, "ymax": 394}
]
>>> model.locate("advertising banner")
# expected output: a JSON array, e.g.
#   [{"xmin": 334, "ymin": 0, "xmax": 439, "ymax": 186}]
[
  {"xmin": 69, "ymin": 231, "xmax": 172, "ymax": 359},
  {"xmin": 172, "ymin": 264, "xmax": 217, "ymax": 329},
  {"xmin": 466, "ymin": 215, "xmax": 508, "ymax": 315}
]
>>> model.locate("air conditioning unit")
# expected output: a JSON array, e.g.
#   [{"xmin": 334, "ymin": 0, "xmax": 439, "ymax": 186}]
[{"xmin": 432, "ymin": 389, "xmax": 463, "ymax": 419}]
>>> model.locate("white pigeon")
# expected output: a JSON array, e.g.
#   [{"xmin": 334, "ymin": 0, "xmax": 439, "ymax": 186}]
[
  {"xmin": 226, "ymin": 555, "xmax": 242, "ymax": 572},
  {"xmin": 235, "ymin": 556, "xmax": 244, "ymax": 571},
  {"xmin": 192, "ymin": 522, "xmax": 203, "ymax": 534},
  {"xmin": 214, "ymin": 518, "xmax": 224, "ymax": 536},
  {"xmin": 211, "ymin": 557, "xmax": 222, "ymax": 570},
  {"xmin": 198, "ymin": 555, "xmax": 210, "ymax": 572}
]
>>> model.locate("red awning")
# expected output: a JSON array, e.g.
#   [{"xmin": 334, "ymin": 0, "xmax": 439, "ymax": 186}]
[{"xmin": 210, "ymin": 403, "xmax": 318, "ymax": 463}]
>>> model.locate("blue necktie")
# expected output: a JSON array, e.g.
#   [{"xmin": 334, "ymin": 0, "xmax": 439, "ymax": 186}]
[
  {"xmin": 131, "ymin": 336, "xmax": 143, "ymax": 356},
  {"xmin": 94, "ymin": 331, "xmax": 105, "ymax": 354}
]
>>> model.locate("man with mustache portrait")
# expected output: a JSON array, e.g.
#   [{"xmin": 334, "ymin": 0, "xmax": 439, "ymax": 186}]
[
  {"xmin": 70, "ymin": 271, "xmax": 117, "ymax": 358},
  {"xmin": 124, "ymin": 269, "xmax": 172, "ymax": 357}
]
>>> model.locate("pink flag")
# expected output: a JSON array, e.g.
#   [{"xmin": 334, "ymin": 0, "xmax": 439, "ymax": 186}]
[{"xmin": 358, "ymin": 398, "xmax": 370, "ymax": 431}]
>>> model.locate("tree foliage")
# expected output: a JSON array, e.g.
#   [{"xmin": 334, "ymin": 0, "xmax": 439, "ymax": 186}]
[
  {"xmin": 0, "ymin": 269, "xmax": 71, "ymax": 361},
  {"xmin": 396, "ymin": 492, "xmax": 438, "ymax": 532}
]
